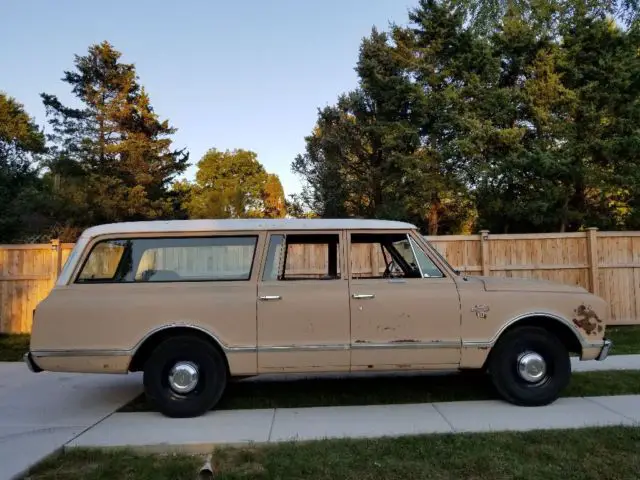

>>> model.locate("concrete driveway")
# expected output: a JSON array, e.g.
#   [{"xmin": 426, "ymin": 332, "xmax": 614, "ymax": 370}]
[{"xmin": 0, "ymin": 362, "xmax": 141, "ymax": 480}]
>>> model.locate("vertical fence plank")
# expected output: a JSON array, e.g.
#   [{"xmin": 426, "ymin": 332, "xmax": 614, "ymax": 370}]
[
  {"xmin": 480, "ymin": 230, "xmax": 490, "ymax": 276},
  {"xmin": 50, "ymin": 239, "xmax": 62, "ymax": 282},
  {"xmin": 586, "ymin": 228, "xmax": 599, "ymax": 296}
]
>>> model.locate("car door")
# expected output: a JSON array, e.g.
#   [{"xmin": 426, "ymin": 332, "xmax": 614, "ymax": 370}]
[
  {"xmin": 348, "ymin": 229, "xmax": 462, "ymax": 370},
  {"xmin": 256, "ymin": 230, "xmax": 351, "ymax": 373}
]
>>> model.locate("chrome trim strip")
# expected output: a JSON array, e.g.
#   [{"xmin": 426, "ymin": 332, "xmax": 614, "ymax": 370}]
[
  {"xmin": 461, "ymin": 311, "xmax": 591, "ymax": 349},
  {"xmin": 31, "ymin": 349, "xmax": 130, "ymax": 358},
  {"xmin": 258, "ymin": 344, "xmax": 350, "ymax": 353},
  {"xmin": 352, "ymin": 341, "xmax": 460, "ymax": 350},
  {"xmin": 32, "ymin": 338, "xmax": 463, "ymax": 359}
]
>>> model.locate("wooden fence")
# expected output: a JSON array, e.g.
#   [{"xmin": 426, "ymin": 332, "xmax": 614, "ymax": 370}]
[{"xmin": 1, "ymin": 229, "xmax": 639, "ymax": 333}]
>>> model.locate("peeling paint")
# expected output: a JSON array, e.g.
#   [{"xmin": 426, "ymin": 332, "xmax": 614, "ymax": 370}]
[{"xmin": 572, "ymin": 304, "xmax": 603, "ymax": 336}]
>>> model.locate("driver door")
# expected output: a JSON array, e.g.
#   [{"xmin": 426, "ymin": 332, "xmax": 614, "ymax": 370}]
[{"xmin": 348, "ymin": 230, "xmax": 461, "ymax": 370}]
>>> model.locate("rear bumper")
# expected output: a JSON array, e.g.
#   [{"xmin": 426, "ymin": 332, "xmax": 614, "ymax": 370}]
[
  {"xmin": 596, "ymin": 339, "xmax": 612, "ymax": 361},
  {"xmin": 23, "ymin": 352, "xmax": 43, "ymax": 373}
]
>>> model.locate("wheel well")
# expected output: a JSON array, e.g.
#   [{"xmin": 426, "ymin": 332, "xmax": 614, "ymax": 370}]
[
  {"xmin": 128, "ymin": 327, "xmax": 230, "ymax": 374},
  {"xmin": 483, "ymin": 316, "xmax": 583, "ymax": 368}
]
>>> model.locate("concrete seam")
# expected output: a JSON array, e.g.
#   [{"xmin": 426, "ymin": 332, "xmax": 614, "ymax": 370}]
[
  {"xmin": 63, "ymin": 396, "xmax": 136, "ymax": 450},
  {"xmin": 582, "ymin": 396, "xmax": 640, "ymax": 425},
  {"xmin": 267, "ymin": 409, "xmax": 277, "ymax": 442},
  {"xmin": 431, "ymin": 403, "xmax": 456, "ymax": 433}
]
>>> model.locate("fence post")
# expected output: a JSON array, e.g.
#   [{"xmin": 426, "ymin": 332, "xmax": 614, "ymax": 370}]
[
  {"xmin": 51, "ymin": 239, "xmax": 62, "ymax": 282},
  {"xmin": 480, "ymin": 230, "xmax": 490, "ymax": 276},
  {"xmin": 586, "ymin": 227, "xmax": 599, "ymax": 296}
]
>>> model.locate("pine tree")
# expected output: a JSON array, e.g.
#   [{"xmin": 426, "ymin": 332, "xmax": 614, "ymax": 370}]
[{"xmin": 41, "ymin": 41, "xmax": 188, "ymax": 230}]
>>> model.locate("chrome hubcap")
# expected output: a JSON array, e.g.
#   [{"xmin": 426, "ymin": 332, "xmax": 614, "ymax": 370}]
[
  {"xmin": 517, "ymin": 352, "xmax": 547, "ymax": 383},
  {"xmin": 168, "ymin": 361, "xmax": 199, "ymax": 394}
]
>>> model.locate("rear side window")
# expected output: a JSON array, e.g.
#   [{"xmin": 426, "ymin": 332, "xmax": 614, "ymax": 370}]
[{"xmin": 75, "ymin": 236, "xmax": 258, "ymax": 283}]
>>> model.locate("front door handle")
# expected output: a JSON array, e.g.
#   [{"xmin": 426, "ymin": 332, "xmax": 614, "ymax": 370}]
[
  {"xmin": 352, "ymin": 294, "xmax": 375, "ymax": 299},
  {"xmin": 259, "ymin": 295, "xmax": 282, "ymax": 301}
]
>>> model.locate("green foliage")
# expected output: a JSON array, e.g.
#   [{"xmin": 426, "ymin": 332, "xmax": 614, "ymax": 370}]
[
  {"xmin": 456, "ymin": 0, "xmax": 640, "ymax": 33},
  {"xmin": 293, "ymin": 0, "xmax": 640, "ymax": 234},
  {"xmin": 185, "ymin": 148, "xmax": 286, "ymax": 218},
  {"xmin": 0, "ymin": 93, "xmax": 50, "ymax": 242},
  {"xmin": 41, "ymin": 41, "xmax": 189, "ymax": 235}
]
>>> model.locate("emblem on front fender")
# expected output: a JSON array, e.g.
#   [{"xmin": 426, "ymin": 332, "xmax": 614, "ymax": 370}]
[{"xmin": 471, "ymin": 305, "xmax": 490, "ymax": 319}]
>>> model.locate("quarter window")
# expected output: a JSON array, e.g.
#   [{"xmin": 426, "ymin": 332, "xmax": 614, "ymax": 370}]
[{"xmin": 76, "ymin": 236, "xmax": 258, "ymax": 283}]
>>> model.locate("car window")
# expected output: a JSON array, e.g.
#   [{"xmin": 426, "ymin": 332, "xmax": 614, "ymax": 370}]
[
  {"xmin": 409, "ymin": 237, "xmax": 444, "ymax": 278},
  {"xmin": 350, "ymin": 232, "xmax": 442, "ymax": 279},
  {"xmin": 76, "ymin": 240, "xmax": 128, "ymax": 282},
  {"xmin": 262, "ymin": 233, "xmax": 341, "ymax": 281},
  {"xmin": 76, "ymin": 236, "xmax": 258, "ymax": 283}
]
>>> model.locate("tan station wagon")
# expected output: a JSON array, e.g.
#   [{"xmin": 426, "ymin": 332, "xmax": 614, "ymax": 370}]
[{"xmin": 25, "ymin": 219, "xmax": 612, "ymax": 417}]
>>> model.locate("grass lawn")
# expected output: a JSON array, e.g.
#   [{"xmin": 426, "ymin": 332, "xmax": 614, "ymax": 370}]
[
  {"xmin": 607, "ymin": 325, "xmax": 640, "ymax": 355},
  {"xmin": 119, "ymin": 369, "xmax": 640, "ymax": 412},
  {"xmin": 0, "ymin": 334, "xmax": 30, "ymax": 362},
  {"xmin": 25, "ymin": 426, "xmax": 640, "ymax": 480}
]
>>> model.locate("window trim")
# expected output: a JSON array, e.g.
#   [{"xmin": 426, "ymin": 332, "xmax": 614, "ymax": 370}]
[
  {"xmin": 348, "ymin": 230, "xmax": 448, "ymax": 280},
  {"xmin": 73, "ymin": 234, "xmax": 260, "ymax": 284},
  {"xmin": 260, "ymin": 230, "xmax": 344, "ymax": 282}
]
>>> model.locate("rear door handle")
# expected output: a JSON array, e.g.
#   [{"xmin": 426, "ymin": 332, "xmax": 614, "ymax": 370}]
[
  {"xmin": 352, "ymin": 294, "xmax": 375, "ymax": 299},
  {"xmin": 259, "ymin": 295, "xmax": 282, "ymax": 301}
]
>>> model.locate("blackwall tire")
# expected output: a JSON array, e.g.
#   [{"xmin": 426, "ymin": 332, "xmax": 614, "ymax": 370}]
[
  {"xmin": 488, "ymin": 326, "xmax": 570, "ymax": 406},
  {"xmin": 142, "ymin": 335, "xmax": 227, "ymax": 418}
]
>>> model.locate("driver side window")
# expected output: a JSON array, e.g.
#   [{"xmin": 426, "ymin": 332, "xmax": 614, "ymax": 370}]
[{"xmin": 350, "ymin": 232, "xmax": 438, "ymax": 279}]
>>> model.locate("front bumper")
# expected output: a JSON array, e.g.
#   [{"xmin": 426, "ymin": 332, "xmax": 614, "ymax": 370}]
[
  {"xmin": 23, "ymin": 352, "xmax": 43, "ymax": 373},
  {"xmin": 596, "ymin": 339, "xmax": 612, "ymax": 361}
]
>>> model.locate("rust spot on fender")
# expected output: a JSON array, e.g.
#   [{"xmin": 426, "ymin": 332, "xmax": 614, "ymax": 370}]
[
  {"xmin": 390, "ymin": 339, "xmax": 420, "ymax": 343},
  {"xmin": 572, "ymin": 304, "xmax": 603, "ymax": 336},
  {"xmin": 354, "ymin": 339, "xmax": 370, "ymax": 344}
]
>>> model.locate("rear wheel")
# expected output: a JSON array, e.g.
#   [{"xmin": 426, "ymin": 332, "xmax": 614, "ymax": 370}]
[
  {"xmin": 143, "ymin": 335, "xmax": 227, "ymax": 418},
  {"xmin": 488, "ymin": 326, "xmax": 570, "ymax": 406}
]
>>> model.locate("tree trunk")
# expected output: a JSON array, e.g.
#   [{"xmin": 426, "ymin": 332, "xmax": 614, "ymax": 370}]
[{"xmin": 427, "ymin": 193, "xmax": 441, "ymax": 236}]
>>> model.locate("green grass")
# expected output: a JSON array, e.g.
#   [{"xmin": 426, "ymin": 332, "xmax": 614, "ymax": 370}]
[
  {"xmin": 119, "ymin": 369, "xmax": 640, "ymax": 412},
  {"xmin": 0, "ymin": 334, "xmax": 30, "ymax": 362},
  {"xmin": 24, "ymin": 426, "xmax": 640, "ymax": 480},
  {"xmin": 608, "ymin": 325, "xmax": 640, "ymax": 355}
]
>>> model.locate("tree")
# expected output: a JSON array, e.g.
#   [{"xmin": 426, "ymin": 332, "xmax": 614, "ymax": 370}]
[
  {"xmin": 41, "ymin": 41, "xmax": 189, "ymax": 233},
  {"xmin": 185, "ymin": 148, "xmax": 286, "ymax": 218},
  {"xmin": 295, "ymin": 0, "xmax": 640, "ymax": 233},
  {"xmin": 292, "ymin": 6, "xmax": 477, "ymax": 234},
  {"xmin": 455, "ymin": 0, "xmax": 640, "ymax": 33},
  {"xmin": 262, "ymin": 174, "xmax": 286, "ymax": 218},
  {"xmin": 0, "ymin": 93, "xmax": 48, "ymax": 242}
]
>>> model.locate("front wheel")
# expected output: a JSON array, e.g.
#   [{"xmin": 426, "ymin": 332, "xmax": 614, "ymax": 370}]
[
  {"xmin": 143, "ymin": 335, "xmax": 228, "ymax": 418},
  {"xmin": 488, "ymin": 326, "xmax": 570, "ymax": 406}
]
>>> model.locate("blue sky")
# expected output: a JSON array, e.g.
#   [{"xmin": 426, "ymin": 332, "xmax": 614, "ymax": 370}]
[{"xmin": 2, "ymin": 0, "xmax": 417, "ymax": 196}]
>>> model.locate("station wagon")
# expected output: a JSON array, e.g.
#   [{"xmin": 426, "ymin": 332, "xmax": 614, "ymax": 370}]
[{"xmin": 25, "ymin": 219, "xmax": 612, "ymax": 417}]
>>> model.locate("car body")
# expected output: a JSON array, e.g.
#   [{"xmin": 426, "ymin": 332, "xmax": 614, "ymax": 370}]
[{"xmin": 25, "ymin": 218, "xmax": 612, "ymax": 417}]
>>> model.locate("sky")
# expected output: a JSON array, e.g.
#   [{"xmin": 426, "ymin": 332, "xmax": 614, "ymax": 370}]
[{"xmin": 1, "ymin": 0, "xmax": 418, "ymax": 197}]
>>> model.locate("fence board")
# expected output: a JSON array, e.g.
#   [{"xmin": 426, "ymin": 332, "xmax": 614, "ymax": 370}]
[{"xmin": 1, "ymin": 230, "xmax": 640, "ymax": 333}]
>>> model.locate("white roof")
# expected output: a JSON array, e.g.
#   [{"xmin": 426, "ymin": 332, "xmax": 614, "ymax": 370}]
[{"xmin": 80, "ymin": 218, "xmax": 417, "ymax": 238}]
